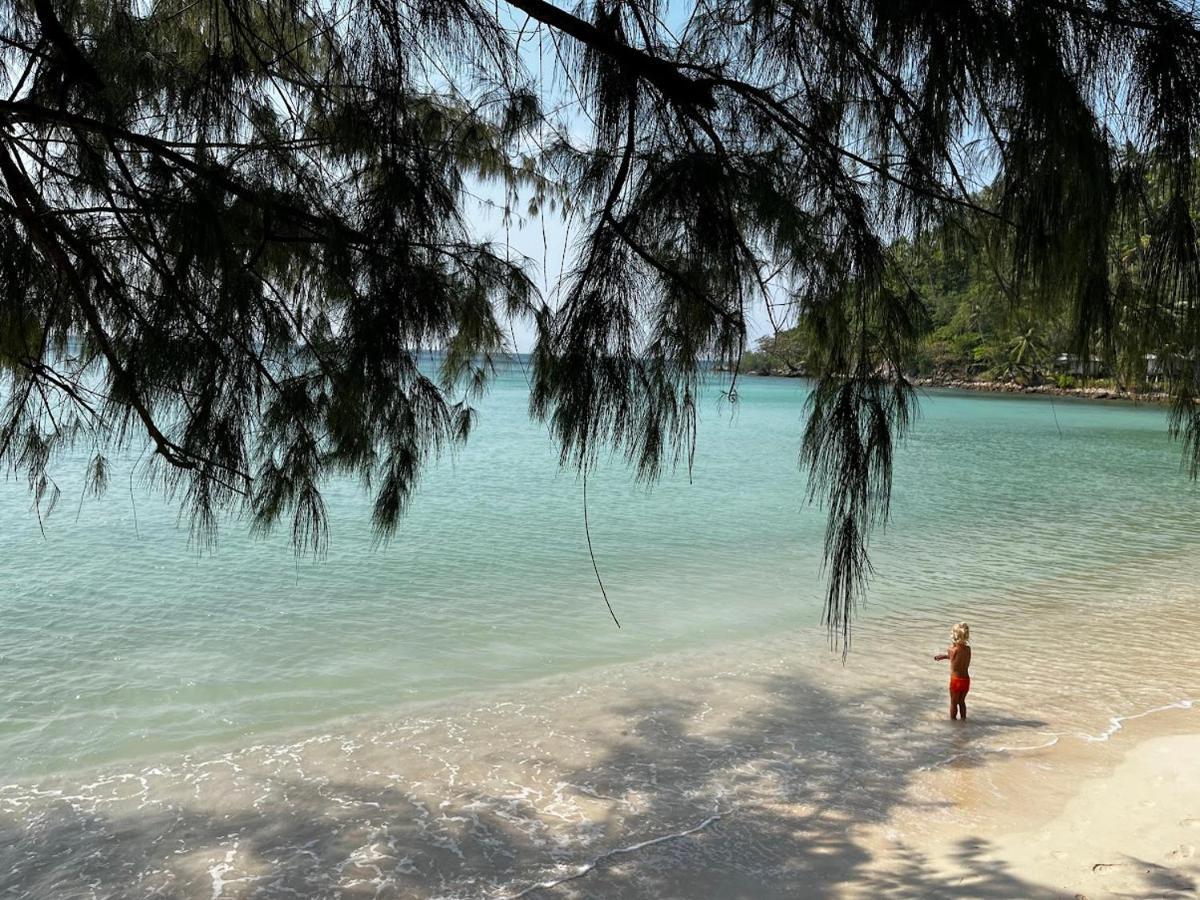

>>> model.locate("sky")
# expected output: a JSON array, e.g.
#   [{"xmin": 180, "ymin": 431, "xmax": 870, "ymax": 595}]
[
  {"xmin": 464, "ymin": 4, "xmax": 780, "ymax": 354},
  {"xmin": 469, "ymin": 187, "xmax": 781, "ymax": 354}
]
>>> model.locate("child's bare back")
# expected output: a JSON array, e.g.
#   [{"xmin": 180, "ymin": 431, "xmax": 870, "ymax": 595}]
[
  {"xmin": 933, "ymin": 622, "xmax": 972, "ymax": 720},
  {"xmin": 945, "ymin": 642, "xmax": 970, "ymax": 677}
]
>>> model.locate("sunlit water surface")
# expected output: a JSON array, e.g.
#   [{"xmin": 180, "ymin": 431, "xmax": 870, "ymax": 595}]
[{"xmin": 2, "ymin": 370, "xmax": 1198, "ymax": 897}]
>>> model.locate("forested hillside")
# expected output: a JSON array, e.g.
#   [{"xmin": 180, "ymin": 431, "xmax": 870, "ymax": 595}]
[{"xmin": 743, "ymin": 155, "xmax": 1200, "ymax": 391}]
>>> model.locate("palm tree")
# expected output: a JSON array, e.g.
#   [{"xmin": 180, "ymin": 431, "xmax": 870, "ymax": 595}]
[{"xmin": 1006, "ymin": 326, "xmax": 1049, "ymax": 385}]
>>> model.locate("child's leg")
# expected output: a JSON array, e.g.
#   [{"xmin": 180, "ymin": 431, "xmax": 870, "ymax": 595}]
[
  {"xmin": 949, "ymin": 689, "xmax": 961, "ymax": 720},
  {"xmin": 957, "ymin": 696, "xmax": 967, "ymax": 720}
]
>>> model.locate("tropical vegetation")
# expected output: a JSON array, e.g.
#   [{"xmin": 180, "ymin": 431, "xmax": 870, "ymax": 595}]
[{"xmin": 744, "ymin": 156, "xmax": 1200, "ymax": 391}]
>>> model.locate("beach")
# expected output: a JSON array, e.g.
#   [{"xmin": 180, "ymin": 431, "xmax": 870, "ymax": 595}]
[
  {"xmin": 981, "ymin": 729, "xmax": 1200, "ymax": 899},
  {"xmin": 3, "ymin": 376, "xmax": 1199, "ymax": 897},
  {"xmin": 1, "ymin": 624, "xmax": 1196, "ymax": 898},
  {"xmin": 7, "ymin": 3, "xmax": 1200, "ymax": 894}
]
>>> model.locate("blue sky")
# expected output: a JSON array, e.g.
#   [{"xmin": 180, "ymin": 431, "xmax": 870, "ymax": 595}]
[{"xmin": 467, "ymin": 3, "xmax": 779, "ymax": 353}]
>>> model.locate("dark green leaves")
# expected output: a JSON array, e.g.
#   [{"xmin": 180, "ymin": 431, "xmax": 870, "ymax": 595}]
[{"xmin": 2, "ymin": 1, "xmax": 1200, "ymax": 650}]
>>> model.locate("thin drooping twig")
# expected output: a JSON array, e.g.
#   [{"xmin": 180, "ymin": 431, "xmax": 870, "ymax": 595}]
[
  {"xmin": 582, "ymin": 465, "xmax": 620, "ymax": 628},
  {"xmin": 1048, "ymin": 393, "xmax": 1064, "ymax": 438}
]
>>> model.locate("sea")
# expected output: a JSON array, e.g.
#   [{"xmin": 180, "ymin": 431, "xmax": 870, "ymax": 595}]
[{"xmin": 2, "ymin": 366, "xmax": 1198, "ymax": 897}]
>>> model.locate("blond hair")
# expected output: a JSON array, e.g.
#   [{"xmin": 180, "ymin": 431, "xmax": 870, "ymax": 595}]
[{"xmin": 951, "ymin": 622, "xmax": 970, "ymax": 645}]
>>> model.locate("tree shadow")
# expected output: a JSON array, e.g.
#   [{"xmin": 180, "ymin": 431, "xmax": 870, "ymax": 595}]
[
  {"xmin": 1133, "ymin": 856, "xmax": 1198, "ymax": 896},
  {"xmin": 0, "ymin": 670, "xmax": 1177, "ymax": 898},
  {"xmin": 501, "ymin": 674, "xmax": 1054, "ymax": 898}
]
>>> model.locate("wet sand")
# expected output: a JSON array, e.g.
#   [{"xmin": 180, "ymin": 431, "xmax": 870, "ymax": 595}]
[{"xmin": 1, "ymin": 624, "xmax": 1197, "ymax": 899}]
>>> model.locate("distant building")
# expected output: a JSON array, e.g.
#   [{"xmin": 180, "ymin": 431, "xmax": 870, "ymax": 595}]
[
  {"xmin": 1053, "ymin": 353, "xmax": 1107, "ymax": 377},
  {"xmin": 1145, "ymin": 352, "xmax": 1197, "ymax": 381}
]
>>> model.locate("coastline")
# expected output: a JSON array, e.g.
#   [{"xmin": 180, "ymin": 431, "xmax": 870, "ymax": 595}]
[
  {"xmin": 3, "ymin": 378, "xmax": 1199, "ymax": 897},
  {"xmin": 856, "ymin": 711, "xmax": 1200, "ymax": 900},
  {"xmin": 2, "ymin": 621, "xmax": 1197, "ymax": 898},
  {"xmin": 914, "ymin": 376, "xmax": 1172, "ymax": 404},
  {"xmin": 743, "ymin": 370, "xmax": 1173, "ymax": 404}
]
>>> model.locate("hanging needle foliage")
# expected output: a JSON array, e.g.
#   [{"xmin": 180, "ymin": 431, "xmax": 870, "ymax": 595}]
[{"xmin": 2, "ymin": 0, "xmax": 1200, "ymax": 650}]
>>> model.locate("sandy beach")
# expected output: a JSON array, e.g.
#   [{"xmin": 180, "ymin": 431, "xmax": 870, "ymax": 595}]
[
  {"xmin": 987, "ymin": 731, "xmax": 1200, "ymax": 899},
  {"xmin": 852, "ymin": 719, "xmax": 1200, "ymax": 900},
  {"xmin": 2, "ymin": 622, "xmax": 1196, "ymax": 899},
  {"xmin": 501, "ymin": 685, "xmax": 1200, "ymax": 900}
]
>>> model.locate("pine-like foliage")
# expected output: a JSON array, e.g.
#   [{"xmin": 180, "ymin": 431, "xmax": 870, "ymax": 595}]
[{"xmin": 2, "ymin": 1, "xmax": 1199, "ymax": 649}]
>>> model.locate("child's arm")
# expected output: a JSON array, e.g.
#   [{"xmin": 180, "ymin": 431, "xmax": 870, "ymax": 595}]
[{"xmin": 932, "ymin": 646, "xmax": 955, "ymax": 662}]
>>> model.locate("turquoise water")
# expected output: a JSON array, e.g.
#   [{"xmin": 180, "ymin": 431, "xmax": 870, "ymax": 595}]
[{"xmin": 1, "ymin": 371, "xmax": 1196, "ymax": 781}]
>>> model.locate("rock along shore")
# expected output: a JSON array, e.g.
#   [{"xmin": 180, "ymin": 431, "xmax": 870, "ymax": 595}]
[
  {"xmin": 913, "ymin": 376, "xmax": 1171, "ymax": 403},
  {"xmin": 741, "ymin": 369, "xmax": 1172, "ymax": 403}
]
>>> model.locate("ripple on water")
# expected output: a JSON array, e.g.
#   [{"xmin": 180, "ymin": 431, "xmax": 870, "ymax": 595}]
[
  {"xmin": 2, "ymin": 381, "xmax": 1200, "ymax": 894},
  {"xmin": 3, "ymin": 630, "xmax": 1196, "ymax": 898}
]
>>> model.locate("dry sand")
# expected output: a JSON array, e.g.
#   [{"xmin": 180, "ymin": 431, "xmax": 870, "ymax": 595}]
[
  {"xmin": 851, "ymin": 722, "xmax": 1200, "ymax": 900},
  {"xmin": 988, "ymin": 732, "xmax": 1200, "ymax": 899}
]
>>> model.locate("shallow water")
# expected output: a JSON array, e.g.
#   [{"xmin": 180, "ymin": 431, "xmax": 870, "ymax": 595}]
[
  {"xmin": 2, "ymin": 372, "xmax": 1199, "ymax": 897},
  {"xmin": 1, "ymin": 623, "xmax": 1196, "ymax": 898}
]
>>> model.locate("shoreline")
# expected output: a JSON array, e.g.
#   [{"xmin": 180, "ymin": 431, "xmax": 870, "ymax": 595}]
[
  {"xmin": 0, "ymin": 610, "xmax": 1192, "ymax": 791},
  {"xmin": 914, "ymin": 376, "xmax": 1172, "ymax": 403},
  {"xmin": 865, "ymin": 709, "xmax": 1200, "ymax": 900},
  {"xmin": 2, "ymin": 621, "xmax": 1198, "ymax": 898},
  {"xmin": 746, "ymin": 370, "xmax": 1173, "ymax": 403}
]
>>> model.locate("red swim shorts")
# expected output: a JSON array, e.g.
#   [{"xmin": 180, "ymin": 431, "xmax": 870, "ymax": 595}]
[{"xmin": 949, "ymin": 675, "xmax": 970, "ymax": 695}]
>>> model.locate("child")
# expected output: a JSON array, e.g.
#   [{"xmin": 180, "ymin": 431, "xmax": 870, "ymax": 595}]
[{"xmin": 933, "ymin": 622, "xmax": 971, "ymax": 720}]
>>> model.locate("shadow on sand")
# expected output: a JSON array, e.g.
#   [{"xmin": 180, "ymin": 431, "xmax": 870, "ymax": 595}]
[{"xmin": 1, "ymin": 671, "xmax": 1184, "ymax": 899}]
